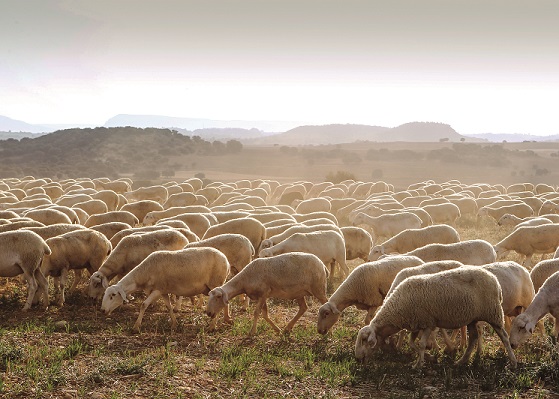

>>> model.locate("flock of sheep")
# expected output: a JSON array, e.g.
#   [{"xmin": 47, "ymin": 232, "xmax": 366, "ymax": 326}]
[{"xmin": 1, "ymin": 176, "xmax": 559, "ymax": 371}]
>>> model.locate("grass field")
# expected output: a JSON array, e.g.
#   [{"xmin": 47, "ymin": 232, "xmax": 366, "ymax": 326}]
[{"xmin": 1, "ymin": 216, "xmax": 559, "ymax": 398}]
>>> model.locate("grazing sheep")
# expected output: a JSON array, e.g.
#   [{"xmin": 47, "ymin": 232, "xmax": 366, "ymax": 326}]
[
  {"xmin": 368, "ymin": 225, "xmax": 460, "ymax": 261},
  {"xmin": 72, "ymin": 199, "xmax": 109, "ymax": 216},
  {"xmin": 530, "ymin": 259, "xmax": 559, "ymax": 292},
  {"xmin": 120, "ymin": 200, "xmax": 164, "ymax": 224},
  {"xmin": 143, "ymin": 206, "xmax": 211, "ymax": 225},
  {"xmin": 295, "ymin": 198, "xmax": 332, "ymax": 214},
  {"xmin": 261, "ymin": 223, "xmax": 342, "ymax": 250},
  {"xmin": 510, "ymin": 270, "xmax": 559, "ymax": 348},
  {"xmin": 89, "ymin": 229, "xmax": 189, "ymax": 300},
  {"xmin": 124, "ymin": 185, "xmax": 169, "ymax": 204},
  {"xmin": 494, "ymin": 224, "xmax": 559, "ymax": 268},
  {"xmin": 88, "ymin": 222, "xmax": 133, "ymax": 241},
  {"xmin": 0, "ymin": 220, "xmax": 45, "ymax": 232},
  {"xmin": 259, "ymin": 230, "xmax": 348, "ymax": 278},
  {"xmin": 206, "ymin": 252, "xmax": 329, "ymax": 335},
  {"xmin": 184, "ymin": 233, "xmax": 254, "ymax": 276},
  {"xmin": 497, "ymin": 214, "xmax": 552, "ymax": 229},
  {"xmin": 102, "ymin": 247, "xmax": 230, "ymax": 331},
  {"xmin": 23, "ymin": 208, "xmax": 73, "ymax": 226},
  {"xmin": 293, "ymin": 211, "xmax": 338, "ymax": 225},
  {"xmin": 84, "ymin": 211, "xmax": 139, "ymax": 228},
  {"xmin": 41, "ymin": 229, "xmax": 112, "ymax": 306},
  {"xmin": 203, "ymin": 217, "xmax": 266, "ymax": 254},
  {"xmin": 0, "ymin": 230, "xmax": 50, "ymax": 310},
  {"xmin": 352, "ymin": 212, "xmax": 422, "ymax": 238},
  {"xmin": 163, "ymin": 192, "xmax": 197, "ymax": 209},
  {"xmin": 405, "ymin": 239, "xmax": 496, "ymax": 266},
  {"xmin": 157, "ymin": 213, "xmax": 211, "ymax": 238},
  {"xmin": 317, "ymin": 256, "xmax": 424, "ymax": 334},
  {"xmin": 109, "ymin": 225, "xmax": 171, "ymax": 247},
  {"xmin": 354, "ymin": 267, "xmax": 517, "ymax": 369},
  {"xmin": 420, "ymin": 202, "xmax": 461, "ymax": 226},
  {"xmin": 23, "ymin": 223, "xmax": 88, "ymax": 240},
  {"xmin": 92, "ymin": 190, "xmax": 120, "ymax": 212},
  {"xmin": 478, "ymin": 203, "xmax": 534, "ymax": 222},
  {"xmin": 340, "ymin": 226, "xmax": 373, "ymax": 262}
]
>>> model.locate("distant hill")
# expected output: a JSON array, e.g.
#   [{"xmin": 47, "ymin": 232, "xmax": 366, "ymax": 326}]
[
  {"xmin": 174, "ymin": 127, "xmax": 272, "ymax": 141},
  {"xmin": 0, "ymin": 115, "xmax": 47, "ymax": 134},
  {"xmin": 104, "ymin": 114, "xmax": 301, "ymax": 133},
  {"xmin": 247, "ymin": 122, "xmax": 471, "ymax": 145},
  {"xmin": 464, "ymin": 133, "xmax": 559, "ymax": 142}
]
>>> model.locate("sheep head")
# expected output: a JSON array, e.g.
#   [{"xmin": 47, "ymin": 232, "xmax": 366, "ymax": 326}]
[
  {"xmin": 317, "ymin": 302, "xmax": 341, "ymax": 335},
  {"xmin": 206, "ymin": 287, "xmax": 228, "ymax": 318},
  {"xmin": 101, "ymin": 285, "xmax": 127, "ymax": 315},
  {"xmin": 509, "ymin": 313, "xmax": 536, "ymax": 349}
]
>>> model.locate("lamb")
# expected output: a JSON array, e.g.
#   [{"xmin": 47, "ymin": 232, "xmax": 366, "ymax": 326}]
[
  {"xmin": 494, "ymin": 224, "xmax": 559, "ymax": 268},
  {"xmin": 102, "ymin": 247, "xmax": 230, "ymax": 331},
  {"xmin": 84, "ymin": 210, "xmax": 139, "ymax": 228},
  {"xmin": 202, "ymin": 217, "xmax": 266, "ymax": 254},
  {"xmin": 509, "ymin": 270, "xmax": 559, "ymax": 348},
  {"xmin": 352, "ymin": 211, "xmax": 422, "ymax": 238},
  {"xmin": 317, "ymin": 255, "xmax": 424, "ymax": 334},
  {"xmin": 340, "ymin": 226, "xmax": 373, "ymax": 261},
  {"xmin": 206, "ymin": 252, "xmax": 329, "ymax": 335},
  {"xmin": 259, "ymin": 230, "xmax": 348, "ymax": 278},
  {"xmin": 0, "ymin": 230, "xmax": 50, "ymax": 310},
  {"xmin": 354, "ymin": 266, "xmax": 517, "ymax": 369},
  {"xmin": 184, "ymin": 233, "xmax": 254, "ymax": 276},
  {"xmin": 41, "ymin": 229, "xmax": 112, "ymax": 306},
  {"xmin": 89, "ymin": 228, "xmax": 189, "ymax": 300},
  {"xmin": 368, "ymin": 225, "xmax": 460, "ymax": 261},
  {"xmin": 404, "ymin": 239, "xmax": 497, "ymax": 265}
]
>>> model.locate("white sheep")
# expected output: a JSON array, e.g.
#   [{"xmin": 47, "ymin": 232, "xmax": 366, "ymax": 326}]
[
  {"xmin": 259, "ymin": 230, "xmax": 348, "ymax": 278},
  {"xmin": 41, "ymin": 229, "xmax": 112, "ymax": 306},
  {"xmin": 352, "ymin": 212, "xmax": 422, "ymax": 238},
  {"xmin": 156, "ymin": 212, "xmax": 211, "ymax": 238},
  {"xmin": 23, "ymin": 208, "xmax": 73, "ymax": 226},
  {"xmin": 261, "ymin": 223, "xmax": 342, "ymax": 250},
  {"xmin": 102, "ymin": 247, "xmax": 230, "ymax": 331},
  {"xmin": 510, "ymin": 270, "xmax": 559, "ymax": 348},
  {"xmin": 340, "ymin": 226, "xmax": 373, "ymax": 262},
  {"xmin": 478, "ymin": 203, "xmax": 534, "ymax": 222},
  {"xmin": 494, "ymin": 224, "xmax": 559, "ymax": 268},
  {"xmin": 420, "ymin": 202, "xmax": 461, "ymax": 226},
  {"xmin": 88, "ymin": 221, "xmax": 133, "ymax": 241},
  {"xmin": 497, "ymin": 214, "xmax": 552, "ymax": 229},
  {"xmin": 202, "ymin": 217, "xmax": 266, "ymax": 254},
  {"xmin": 109, "ymin": 225, "xmax": 171, "ymax": 247},
  {"xmin": 354, "ymin": 266, "xmax": 517, "ymax": 369},
  {"xmin": 84, "ymin": 210, "xmax": 139, "ymax": 228},
  {"xmin": 405, "ymin": 239, "xmax": 496, "ymax": 265},
  {"xmin": 120, "ymin": 200, "xmax": 164, "ymax": 224},
  {"xmin": 368, "ymin": 224, "xmax": 460, "ymax": 261},
  {"xmin": 89, "ymin": 228, "xmax": 189, "ymax": 300},
  {"xmin": 317, "ymin": 255, "xmax": 424, "ymax": 334},
  {"xmin": 0, "ymin": 230, "xmax": 50, "ymax": 310},
  {"xmin": 124, "ymin": 185, "xmax": 169, "ymax": 204},
  {"xmin": 206, "ymin": 252, "xmax": 329, "ymax": 335}
]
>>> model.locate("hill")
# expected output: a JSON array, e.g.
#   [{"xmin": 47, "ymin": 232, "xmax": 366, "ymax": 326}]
[
  {"xmin": 464, "ymin": 133, "xmax": 559, "ymax": 142},
  {"xmin": 247, "ymin": 122, "xmax": 471, "ymax": 145}
]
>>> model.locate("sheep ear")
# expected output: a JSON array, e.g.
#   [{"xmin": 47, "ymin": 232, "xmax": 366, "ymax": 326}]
[
  {"xmin": 380, "ymin": 245, "xmax": 385, "ymax": 255},
  {"xmin": 221, "ymin": 289, "xmax": 229, "ymax": 305},
  {"xmin": 367, "ymin": 331, "xmax": 378, "ymax": 348},
  {"xmin": 118, "ymin": 286, "xmax": 128, "ymax": 303},
  {"xmin": 330, "ymin": 303, "xmax": 340, "ymax": 315},
  {"xmin": 526, "ymin": 320, "xmax": 536, "ymax": 334},
  {"xmin": 102, "ymin": 276, "xmax": 109, "ymax": 289}
]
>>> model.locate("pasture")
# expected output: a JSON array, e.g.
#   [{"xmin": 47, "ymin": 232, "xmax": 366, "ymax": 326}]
[{"xmin": 0, "ymin": 174, "xmax": 559, "ymax": 399}]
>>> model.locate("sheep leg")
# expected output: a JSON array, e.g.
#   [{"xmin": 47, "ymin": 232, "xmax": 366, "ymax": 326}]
[
  {"xmin": 33, "ymin": 269, "xmax": 49, "ymax": 309},
  {"xmin": 364, "ymin": 306, "xmax": 378, "ymax": 324},
  {"xmin": 455, "ymin": 322, "xmax": 479, "ymax": 366},
  {"xmin": 21, "ymin": 269, "xmax": 38, "ymax": 311},
  {"xmin": 133, "ymin": 290, "xmax": 162, "ymax": 331},
  {"xmin": 69, "ymin": 269, "xmax": 83, "ymax": 291},
  {"xmin": 222, "ymin": 303, "xmax": 232, "ymax": 324},
  {"xmin": 173, "ymin": 295, "xmax": 183, "ymax": 312},
  {"xmin": 412, "ymin": 327, "xmax": 433, "ymax": 369},
  {"xmin": 249, "ymin": 297, "xmax": 265, "ymax": 336},
  {"xmin": 57, "ymin": 269, "xmax": 69, "ymax": 306},
  {"xmin": 284, "ymin": 297, "xmax": 308, "ymax": 333},
  {"xmin": 260, "ymin": 300, "xmax": 281, "ymax": 334},
  {"xmin": 440, "ymin": 329, "xmax": 456, "ymax": 354},
  {"xmin": 522, "ymin": 255, "xmax": 533, "ymax": 269},
  {"xmin": 161, "ymin": 294, "xmax": 178, "ymax": 330},
  {"xmin": 489, "ymin": 322, "xmax": 517, "ymax": 369}
]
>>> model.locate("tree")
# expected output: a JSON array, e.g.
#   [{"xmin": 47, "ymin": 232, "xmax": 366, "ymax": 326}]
[{"xmin": 226, "ymin": 140, "xmax": 243, "ymax": 153}]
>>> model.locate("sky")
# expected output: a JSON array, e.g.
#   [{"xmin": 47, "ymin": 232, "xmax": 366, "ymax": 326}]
[{"xmin": 1, "ymin": 0, "xmax": 558, "ymax": 134}]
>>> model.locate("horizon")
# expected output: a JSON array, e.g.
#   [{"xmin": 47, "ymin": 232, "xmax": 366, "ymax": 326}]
[{"xmin": 2, "ymin": 1, "xmax": 558, "ymax": 135}]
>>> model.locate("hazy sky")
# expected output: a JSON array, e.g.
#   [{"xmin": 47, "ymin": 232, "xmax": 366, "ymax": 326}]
[{"xmin": 1, "ymin": 0, "xmax": 558, "ymax": 134}]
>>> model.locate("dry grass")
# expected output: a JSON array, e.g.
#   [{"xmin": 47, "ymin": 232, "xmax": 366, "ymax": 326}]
[{"xmin": 0, "ymin": 216, "xmax": 558, "ymax": 398}]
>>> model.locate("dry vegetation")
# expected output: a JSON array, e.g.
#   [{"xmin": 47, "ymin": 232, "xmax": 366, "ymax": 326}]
[{"xmin": 0, "ymin": 216, "xmax": 558, "ymax": 399}]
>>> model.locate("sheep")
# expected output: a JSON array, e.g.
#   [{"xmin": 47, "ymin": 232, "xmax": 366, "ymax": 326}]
[
  {"xmin": 163, "ymin": 192, "xmax": 197, "ymax": 209},
  {"xmin": 124, "ymin": 185, "xmax": 169, "ymax": 204},
  {"xmin": 92, "ymin": 190, "xmax": 120, "ymax": 212},
  {"xmin": 109, "ymin": 225, "xmax": 171, "ymax": 247},
  {"xmin": 497, "ymin": 214, "xmax": 552, "ymax": 229},
  {"xmin": 88, "ymin": 221, "xmax": 133, "ymax": 241},
  {"xmin": 259, "ymin": 230, "xmax": 348, "ymax": 278},
  {"xmin": 352, "ymin": 212, "xmax": 422, "ymax": 238},
  {"xmin": 317, "ymin": 255, "xmax": 424, "ymax": 335},
  {"xmin": 509, "ymin": 270, "xmax": 559, "ymax": 349},
  {"xmin": 120, "ymin": 200, "xmax": 164, "ymax": 223},
  {"xmin": 494, "ymin": 224, "xmax": 559, "ymax": 268},
  {"xmin": 84, "ymin": 210, "xmax": 139, "ymax": 228},
  {"xmin": 89, "ymin": 228, "xmax": 189, "ymax": 300},
  {"xmin": 295, "ymin": 198, "xmax": 331, "ymax": 214},
  {"xmin": 0, "ymin": 230, "xmax": 50, "ymax": 310},
  {"xmin": 23, "ymin": 208, "xmax": 73, "ymax": 226},
  {"xmin": 202, "ymin": 217, "xmax": 266, "ymax": 254},
  {"xmin": 102, "ymin": 247, "xmax": 230, "ymax": 331},
  {"xmin": 340, "ymin": 226, "xmax": 373, "ymax": 262},
  {"xmin": 41, "ymin": 229, "xmax": 112, "ymax": 306},
  {"xmin": 23, "ymin": 223, "xmax": 88, "ymax": 240},
  {"xmin": 354, "ymin": 266, "xmax": 517, "ymax": 369},
  {"xmin": 206, "ymin": 252, "xmax": 329, "ymax": 335},
  {"xmin": 72, "ymin": 199, "xmax": 109, "ymax": 216},
  {"xmin": 261, "ymin": 223, "xmax": 342, "ymax": 250},
  {"xmin": 184, "ymin": 233, "xmax": 254, "ymax": 276},
  {"xmin": 420, "ymin": 202, "xmax": 461, "ymax": 226},
  {"xmin": 0, "ymin": 220, "xmax": 45, "ymax": 232},
  {"xmin": 478, "ymin": 203, "xmax": 534, "ymax": 222},
  {"xmin": 530, "ymin": 259, "xmax": 559, "ymax": 293},
  {"xmin": 293, "ymin": 211, "xmax": 338, "ymax": 225},
  {"xmin": 368, "ymin": 224, "xmax": 460, "ymax": 261},
  {"xmin": 143, "ymin": 206, "xmax": 211, "ymax": 225},
  {"xmin": 405, "ymin": 239, "xmax": 497, "ymax": 265}
]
